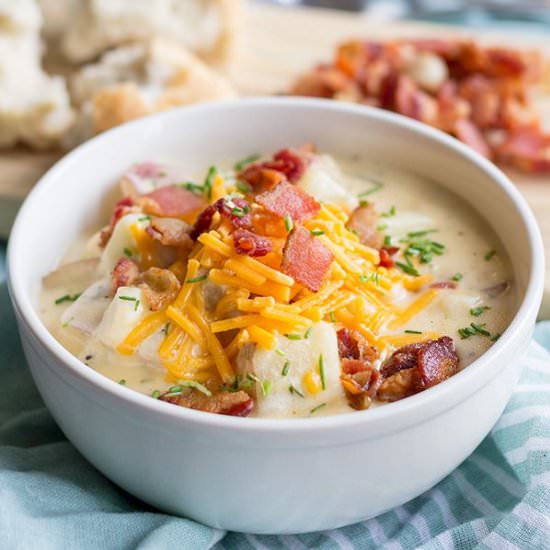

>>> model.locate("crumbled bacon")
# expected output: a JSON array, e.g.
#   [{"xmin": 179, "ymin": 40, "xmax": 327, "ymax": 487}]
[
  {"xmin": 99, "ymin": 197, "xmax": 137, "ymax": 247},
  {"xmin": 430, "ymin": 281, "xmax": 457, "ymax": 289},
  {"xmin": 160, "ymin": 389, "xmax": 254, "ymax": 417},
  {"xmin": 256, "ymin": 181, "xmax": 320, "ymax": 222},
  {"xmin": 146, "ymin": 217, "xmax": 192, "ymax": 248},
  {"xmin": 238, "ymin": 148, "xmax": 311, "ymax": 189},
  {"xmin": 111, "ymin": 258, "xmax": 140, "ymax": 294},
  {"xmin": 378, "ymin": 247, "xmax": 399, "ymax": 268},
  {"xmin": 233, "ymin": 229, "xmax": 272, "ymax": 257},
  {"xmin": 282, "ymin": 225, "xmax": 333, "ymax": 292},
  {"xmin": 347, "ymin": 203, "xmax": 383, "ymax": 249},
  {"xmin": 337, "ymin": 328, "xmax": 377, "ymax": 362},
  {"xmin": 215, "ymin": 197, "xmax": 252, "ymax": 228},
  {"xmin": 140, "ymin": 267, "xmax": 181, "ymax": 311},
  {"xmin": 189, "ymin": 205, "xmax": 216, "ymax": 240},
  {"xmin": 290, "ymin": 38, "xmax": 550, "ymax": 173},
  {"xmin": 141, "ymin": 185, "xmax": 204, "ymax": 218},
  {"xmin": 377, "ymin": 337, "xmax": 459, "ymax": 402}
]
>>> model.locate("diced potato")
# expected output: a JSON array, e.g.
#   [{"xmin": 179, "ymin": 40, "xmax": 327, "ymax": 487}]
[
  {"xmin": 99, "ymin": 213, "xmax": 150, "ymax": 274},
  {"xmin": 95, "ymin": 286, "xmax": 149, "ymax": 348},
  {"xmin": 61, "ymin": 277, "xmax": 111, "ymax": 334},
  {"xmin": 240, "ymin": 322, "xmax": 348, "ymax": 418},
  {"xmin": 298, "ymin": 155, "xmax": 358, "ymax": 211}
]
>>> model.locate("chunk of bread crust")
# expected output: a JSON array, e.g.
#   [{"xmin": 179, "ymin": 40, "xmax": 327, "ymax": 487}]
[
  {"xmin": 61, "ymin": 0, "xmax": 242, "ymax": 65},
  {"xmin": 0, "ymin": 0, "xmax": 74, "ymax": 149},
  {"xmin": 69, "ymin": 38, "xmax": 235, "ymax": 140}
]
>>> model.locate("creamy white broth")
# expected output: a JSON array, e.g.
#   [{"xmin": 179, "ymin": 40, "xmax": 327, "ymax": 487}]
[{"xmin": 39, "ymin": 154, "xmax": 516, "ymax": 418}]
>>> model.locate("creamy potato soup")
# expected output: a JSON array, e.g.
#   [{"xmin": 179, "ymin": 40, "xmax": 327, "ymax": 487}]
[{"xmin": 40, "ymin": 147, "xmax": 515, "ymax": 418}]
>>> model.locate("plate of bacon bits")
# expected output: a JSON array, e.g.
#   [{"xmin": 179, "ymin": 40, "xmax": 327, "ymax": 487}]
[{"xmin": 291, "ymin": 38, "xmax": 550, "ymax": 173}]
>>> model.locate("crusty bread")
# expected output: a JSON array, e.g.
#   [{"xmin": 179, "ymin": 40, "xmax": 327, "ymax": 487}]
[
  {"xmin": 60, "ymin": 0, "xmax": 242, "ymax": 65},
  {"xmin": 0, "ymin": 0, "xmax": 73, "ymax": 149},
  {"xmin": 68, "ymin": 38, "xmax": 236, "ymax": 141}
]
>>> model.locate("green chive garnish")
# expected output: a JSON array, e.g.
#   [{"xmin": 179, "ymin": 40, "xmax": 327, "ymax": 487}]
[
  {"xmin": 318, "ymin": 354, "xmax": 326, "ymax": 390},
  {"xmin": 54, "ymin": 293, "xmax": 81, "ymax": 305},
  {"xmin": 470, "ymin": 306, "xmax": 490, "ymax": 317},
  {"xmin": 395, "ymin": 261, "xmax": 420, "ymax": 277},
  {"xmin": 404, "ymin": 330, "xmax": 423, "ymax": 334},
  {"xmin": 310, "ymin": 229, "xmax": 325, "ymax": 236},
  {"xmin": 357, "ymin": 181, "xmax": 383, "ymax": 197},
  {"xmin": 284, "ymin": 215, "xmax": 293, "ymax": 232},
  {"xmin": 178, "ymin": 380, "xmax": 212, "ymax": 396},
  {"xmin": 275, "ymin": 348, "xmax": 285, "ymax": 356},
  {"xmin": 310, "ymin": 403, "xmax": 327, "ymax": 414},
  {"xmin": 119, "ymin": 379, "xmax": 127, "ymax": 385},
  {"xmin": 382, "ymin": 205, "xmax": 396, "ymax": 218},
  {"xmin": 282, "ymin": 361, "xmax": 290, "ymax": 376},
  {"xmin": 485, "ymin": 249, "xmax": 496, "ymax": 261},
  {"xmin": 236, "ymin": 180, "xmax": 253, "ymax": 194},
  {"xmin": 234, "ymin": 153, "xmax": 261, "ymax": 172},
  {"xmin": 329, "ymin": 311, "xmax": 336, "ymax": 322},
  {"xmin": 304, "ymin": 327, "xmax": 313, "ymax": 339},
  {"xmin": 138, "ymin": 216, "xmax": 151, "ymax": 222},
  {"xmin": 289, "ymin": 385, "xmax": 305, "ymax": 398},
  {"xmin": 186, "ymin": 275, "xmax": 207, "ymax": 284},
  {"xmin": 151, "ymin": 390, "xmax": 160, "ymax": 399},
  {"xmin": 287, "ymin": 333, "xmax": 303, "ymax": 340},
  {"xmin": 123, "ymin": 247, "xmax": 133, "ymax": 258},
  {"xmin": 203, "ymin": 166, "xmax": 218, "ymax": 200},
  {"xmin": 451, "ymin": 272, "xmax": 463, "ymax": 282}
]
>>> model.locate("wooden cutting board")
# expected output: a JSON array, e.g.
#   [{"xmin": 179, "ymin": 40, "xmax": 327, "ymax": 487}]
[{"xmin": 1, "ymin": 3, "xmax": 549, "ymax": 314}]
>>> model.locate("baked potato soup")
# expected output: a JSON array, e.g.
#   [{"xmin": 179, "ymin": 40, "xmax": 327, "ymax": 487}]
[{"xmin": 40, "ymin": 147, "xmax": 515, "ymax": 418}]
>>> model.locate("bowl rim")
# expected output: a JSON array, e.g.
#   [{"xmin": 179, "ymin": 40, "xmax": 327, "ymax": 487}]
[{"xmin": 7, "ymin": 97, "xmax": 545, "ymax": 434}]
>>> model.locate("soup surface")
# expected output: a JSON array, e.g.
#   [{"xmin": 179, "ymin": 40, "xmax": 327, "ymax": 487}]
[{"xmin": 40, "ymin": 147, "xmax": 515, "ymax": 418}]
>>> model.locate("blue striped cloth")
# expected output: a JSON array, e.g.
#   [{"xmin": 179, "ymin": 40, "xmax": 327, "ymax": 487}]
[{"xmin": 0, "ymin": 254, "xmax": 549, "ymax": 548}]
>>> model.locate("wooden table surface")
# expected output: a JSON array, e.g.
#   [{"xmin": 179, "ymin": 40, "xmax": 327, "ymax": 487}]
[{"xmin": 1, "ymin": 3, "xmax": 549, "ymax": 313}]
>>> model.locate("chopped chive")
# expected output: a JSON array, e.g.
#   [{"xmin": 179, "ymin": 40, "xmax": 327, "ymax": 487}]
[
  {"xmin": 162, "ymin": 323, "xmax": 171, "ymax": 335},
  {"xmin": 451, "ymin": 272, "xmax": 463, "ymax": 282},
  {"xmin": 304, "ymin": 327, "xmax": 313, "ymax": 339},
  {"xmin": 383, "ymin": 235, "xmax": 392, "ymax": 246},
  {"xmin": 404, "ymin": 329, "xmax": 423, "ymax": 334},
  {"xmin": 179, "ymin": 181, "xmax": 204, "ymax": 196},
  {"xmin": 236, "ymin": 180, "xmax": 253, "ymax": 194},
  {"xmin": 119, "ymin": 295, "xmax": 137, "ymax": 302},
  {"xmin": 382, "ymin": 205, "xmax": 396, "ymax": 218},
  {"xmin": 234, "ymin": 153, "xmax": 261, "ymax": 172},
  {"xmin": 275, "ymin": 348, "xmax": 285, "ymax": 356},
  {"xmin": 282, "ymin": 360, "xmax": 291, "ymax": 376},
  {"xmin": 310, "ymin": 403, "xmax": 327, "ymax": 414},
  {"xmin": 357, "ymin": 181, "xmax": 383, "ymax": 197},
  {"xmin": 470, "ymin": 306, "xmax": 490, "ymax": 317},
  {"xmin": 359, "ymin": 199, "xmax": 370, "ymax": 207},
  {"xmin": 310, "ymin": 229, "xmax": 325, "ymax": 236},
  {"xmin": 203, "ymin": 166, "xmax": 218, "ymax": 200},
  {"xmin": 138, "ymin": 215, "xmax": 151, "ymax": 222},
  {"xmin": 287, "ymin": 333, "xmax": 303, "ymax": 340},
  {"xmin": 284, "ymin": 215, "xmax": 293, "ymax": 232},
  {"xmin": 395, "ymin": 261, "xmax": 420, "ymax": 277},
  {"xmin": 134, "ymin": 299, "xmax": 140, "ymax": 311},
  {"xmin": 458, "ymin": 326, "xmax": 476, "ymax": 339},
  {"xmin": 471, "ymin": 323, "xmax": 491, "ymax": 337},
  {"xmin": 329, "ymin": 311, "xmax": 336, "ymax": 323},
  {"xmin": 377, "ymin": 223, "xmax": 388, "ymax": 231},
  {"xmin": 61, "ymin": 316, "xmax": 74, "ymax": 328},
  {"xmin": 169, "ymin": 385, "xmax": 182, "ymax": 393},
  {"xmin": 163, "ymin": 391, "xmax": 182, "ymax": 398},
  {"xmin": 407, "ymin": 229, "xmax": 438, "ymax": 238},
  {"xmin": 289, "ymin": 384, "xmax": 305, "ymax": 398},
  {"xmin": 123, "ymin": 247, "xmax": 133, "ymax": 258},
  {"xmin": 151, "ymin": 390, "xmax": 160, "ymax": 399},
  {"xmin": 54, "ymin": 293, "xmax": 81, "ymax": 305},
  {"xmin": 485, "ymin": 249, "xmax": 496, "ymax": 261},
  {"xmin": 178, "ymin": 380, "xmax": 213, "ymax": 397},
  {"xmin": 490, "ymin": 333, "xmax": 501, "ymax": 342},
  {"xmin": 318, "ymin": 354, "xmax": 326, "ymax": 390},
  {"xmin": 186, "ymin": 274, "xmax": 207, "ymax": 284},
  {"xmin": 119, "ymin": 379, "xmax": 127, "ymax": 385},
  {"xmin": 262, "ymin": 380, "xmax": 272, "ymax": 397}
]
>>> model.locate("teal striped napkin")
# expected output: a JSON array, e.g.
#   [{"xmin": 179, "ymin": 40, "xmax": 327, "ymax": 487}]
[{"xmin": 0, "ymin": 275, "xmax": 549, "ymax": 548}]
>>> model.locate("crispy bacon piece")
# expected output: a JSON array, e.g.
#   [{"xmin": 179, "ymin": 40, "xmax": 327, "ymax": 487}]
[
  {"xmin": 233, "ymin": 229, "xmax": 272, "ymax": 257},
  {"xmin": 377, "ymin": 337, "xmax": 459, "ymax": 402},
  {"xmin": 215, "ymin": 197, "xmax": 252, "ymax": 228},
  {"xmin": 496, "ymin": 126, "xmax": 550, "ymax": 173},
  {"xmin": 111, "ymin": 258, "xmax": 140, "ymax": 294},
  {"xmin": 347, "ymin": 203, "xmax": 383, "ymax": 249},
  {"xmin": 282, "ymin": 225, "xmax": 333, "ymax": 292},
  {"xmin": 395, "ymin": 76, "xmax": 438, "ymax": 124},
  {"xmin": 146, "ymin": 217, "xmax": 192, "ymax": 248},
  {"xmin": 160, "ymin": 389, "xmax": 254, "ymax": 417},
  {"xmin": 189, "ymin": 204, "xmax": 216, "ymax": 241},
  {"xmin": 453, "ymin": 119, "xmax": 492, "ymax": 159},
  {"xmin": 141, "ymin": 185, "xmax": 204, "ymax": 219},
  {"xmin": 99, "ymin": 197, "xmax": 137, "ymax": 247},
  {"xmin": 238, "ymin": 148, "xmax": 312, "ymax": 189},
  {"xmin": 256, "ymin": 180, "xmax": 320, "ymax": 222},
  {"xmin": 430, "ymin": 281, "xmax": 457, "ymax": 289},
  {"xmin": 140, "ymin": 267, "xmax": 181, "ymax": 311},
  {"xmin": 337, "ymin": 328, "xmax": 377, "ymax": 362}
]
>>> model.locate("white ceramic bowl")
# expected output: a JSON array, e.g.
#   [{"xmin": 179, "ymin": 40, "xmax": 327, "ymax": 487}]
[{"xmin": 8, "ymin": 98, "xmax": 544, "ymax": 534}]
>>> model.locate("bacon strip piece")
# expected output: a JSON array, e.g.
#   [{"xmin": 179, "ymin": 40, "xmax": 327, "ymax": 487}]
[
  {"xmin": 140, "ymin": 267, "xmax": 181, "ymax": 311},
  {"xmin": 142, "ymin": 185, "xmax": 204, "ymax": 219},
  {"xmin": 146, "ymin": 217, "xmax": 192, "ymax": 248},
  {"xmin": 282, "ymin": 225, "xmax": 333, "ymax": 292},
  {"xmin": 377, "ymin": 337, "xmax": 459, "ymax": 402},
  {"xmin": 453, "ymin": 119, "xmax": 492, "ymax": 159},
  {"xmin": 256, "ymin": 180, "xmax": 320, "ymax": 222},
  {"xmin": 160, "ymin": 389, "xmax": 254, "ymax": 417},
  {"xmin": 347, "ymin": 203, "xmax": 383, "ymax": 249},
  {"xmin": 496, "ymin": 126, "xmax": 550, "ymax": 173},
  {"xmin": 233, "ymin": 229, "xmax": 272, "ymax": 257},
  {"xmin": 111, "ymin": 258, "xmax": 140, "ymax": 294}
]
